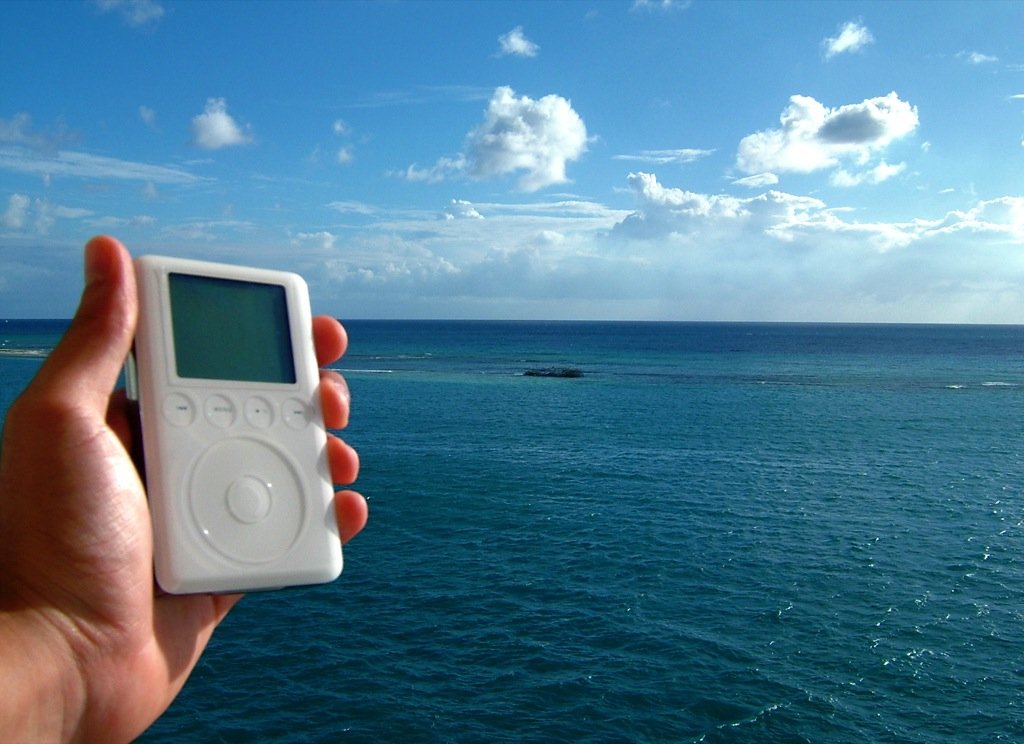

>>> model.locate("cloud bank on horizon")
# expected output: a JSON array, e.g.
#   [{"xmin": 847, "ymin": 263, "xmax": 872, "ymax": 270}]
[{"xmin": 1, "ymin": 1, "xmax": 1022, "ymax": 322}]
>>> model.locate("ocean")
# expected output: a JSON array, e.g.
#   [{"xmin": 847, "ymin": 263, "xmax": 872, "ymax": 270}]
[{"xmin": 3, "ymin": 320, "xmax": 1024, "ymax": 742}]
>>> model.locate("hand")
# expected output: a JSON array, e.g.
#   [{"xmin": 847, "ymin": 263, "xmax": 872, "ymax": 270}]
[{"xmin": 0, "ymin": 236, "xmax": 367, "ymax": 742}]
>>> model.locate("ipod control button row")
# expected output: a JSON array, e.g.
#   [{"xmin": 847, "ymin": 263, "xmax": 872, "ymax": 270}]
[
  {"xmin": 205, "ymin": 394, "xmax": 236, "ymax": 428},
  {"xmin": 162, "ymin": 393, "xmax": 196, "ymax": 427}
]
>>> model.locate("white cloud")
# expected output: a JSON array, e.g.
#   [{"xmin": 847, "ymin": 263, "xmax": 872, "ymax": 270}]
[
  {"xmin": 332, "ymin": 118, "xmax": 350, "ymax": 135},
  {"xmin": 466, "ymin": 86, "xmax": 589, "ymax": 192},
  {"xmin": 736, "ymin": 92, "xmax": 918, "ymax": 177},
  {"xmin": 139, "ymin": 105, "xmax": 157, "ymax": 128},
  {"xmin": 191, "ymin": 98, "xmax": 253, "ymax": 150},
  {"xmin": 29, "ymin": 198, "xmax": 93, "ymax": 235},
  {"xmin": 823, "ymin": 20, "xmax": 874, "ymax": 59},
  {"xmin": 631, "ymin": 0, "xmax": 689, "ymax": 11},
  {"xmin": 293, "ymin": 231, "xmax": 337, "ymax": 251},
  {"xmin": 829, "ymin": 160, "xmax": 906, "ymax": 187},
  {"xmin": 337, "ymin": 146, "xmax": 354, "ymax": 165},
  {"xmin": 732, "ymin": 172, "xmax": 779, "ymax": 188},
  {"xmin": 0, "ymin": 146, "xmax": 202, "ymax": 184},
  {"xmin": 0, "ymin": 113, "xmax": 75, "ymax": 151},
  {"xmin": 94, "ymin": 0, "xmax": 165, "ymax": 27},
  {"xmin": 326, "ymin": 200, "xmax": 377, "ymax": 215},
  {"xmin": 958, "ymin": 50, "xmax": 998, "ymax": 65},
  {"xmin": 497, "ymin": 27, "xmax": 539, "ymax": 58},
  {"xmin": 400, "ymin": 155, "xmax": 467, "ymax": 184},
  {"xmin": 613, "ymin": 148, "xmax": 715, "ymax": 164},
  {"xmin": 2, "ymin": 193, "xmax": 29, "ymax": 228},
  {"xmin": 444, "ymin": 199, "xmax": 484, "ymax": 220}
]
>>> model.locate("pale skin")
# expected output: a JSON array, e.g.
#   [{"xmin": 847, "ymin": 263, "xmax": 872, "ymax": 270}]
[{"xmin": 0, "ymin": 236, "xmax": 368, "ymax": 742}]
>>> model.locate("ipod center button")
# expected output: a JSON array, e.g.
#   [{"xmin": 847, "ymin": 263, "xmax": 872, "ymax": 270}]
[
  {"xmin": 226, "ymin": 476, "xmax": 272, "ymax": 524},
  {"xmin": 162, "ymin": 393, "xmax": 195, "ymax": 426},
  {"xmin": 205, "ymin": 394, "xmax": 236, "ymax": 428},
  {"xmin": 244, "ymin": 396, "xmax": 274, "ymax": 428}
]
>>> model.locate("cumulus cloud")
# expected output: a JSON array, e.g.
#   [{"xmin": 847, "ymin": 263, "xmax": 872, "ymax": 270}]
[
  {"xmin": 823, "ymin": 20, "xmax": 874, "ymax": 59},
  {"xmin": 399, "ymin": 87, "xmax": 588, "ymax": 192},
  {"xmin": 191, "ymin": 98, "xmax": 253, "ymax": 150},
  {"xmin": 444, "ymin": 199, "xmax": 484, "ymax": 220},
  {"xmin": 736, "ymin": 92, "xmax": 918, "ymax": 182},
  {"xmin": 497, "ymin": 27, "xmax": 539, "ymax": 58},
  {"xmin": 615, "ymin": 171, "xmax": 832, "ymax": 243},
  {"xmin": 466, "ymin": 86, "xmax": 588, "ymax": 192},
  {"xmin": 292, "ymin": 231, "xmax": 337, "ymax": 251}
]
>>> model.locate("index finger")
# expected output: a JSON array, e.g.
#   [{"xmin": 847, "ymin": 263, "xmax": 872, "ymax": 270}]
[{"xmin": 312, "ymin": 316, "xmax": 347, "ymax": 367}]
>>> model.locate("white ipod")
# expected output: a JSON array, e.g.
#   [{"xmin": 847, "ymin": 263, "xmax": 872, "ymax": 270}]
[{"xmin": 131, "ymin": 255, "xmax": 342, "ymax": 594}]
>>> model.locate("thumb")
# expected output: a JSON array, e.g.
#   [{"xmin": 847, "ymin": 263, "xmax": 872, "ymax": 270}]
[{"xmin": 33, "ymin": 236, "xmax": 138, "ymax": 412}]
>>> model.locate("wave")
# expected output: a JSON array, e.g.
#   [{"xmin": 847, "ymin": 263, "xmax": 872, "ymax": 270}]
[{"xmin": 0, "ymin": 348, "xmax": 50, "ymax": 358}]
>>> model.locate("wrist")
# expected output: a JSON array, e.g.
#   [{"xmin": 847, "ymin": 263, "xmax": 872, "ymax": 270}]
[{"xmin": 0, "ymin": 607, "xmax": 86, "ymax": 742}]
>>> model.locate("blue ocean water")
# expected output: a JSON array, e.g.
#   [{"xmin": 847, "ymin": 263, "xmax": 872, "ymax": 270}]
[{"xmin": 4, "ymin": 320, "xmax": 1024, "ymax": 742}]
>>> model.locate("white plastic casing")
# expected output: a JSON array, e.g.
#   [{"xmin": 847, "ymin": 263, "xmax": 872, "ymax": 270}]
[{"xmin": 133, "ymin": 255, "xmax": 341, "ymax": 594}]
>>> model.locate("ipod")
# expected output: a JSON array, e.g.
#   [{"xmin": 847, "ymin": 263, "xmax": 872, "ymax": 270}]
[{"xmin": 131, "ymin": 255, "xmax": 342, "ymax": 594}]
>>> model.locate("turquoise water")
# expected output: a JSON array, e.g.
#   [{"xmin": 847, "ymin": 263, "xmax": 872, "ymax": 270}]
[{"xmin": 4, "ymin": 321, "xmax": 1024, "ymax": 741}]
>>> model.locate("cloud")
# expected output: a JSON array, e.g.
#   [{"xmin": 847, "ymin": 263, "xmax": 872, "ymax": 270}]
[
  {"xmin": 326, "ymin": 200, "xmax": 377, "ymax": 215},
  {"xmin": 332, "ymin": 119, "xmax": 350, "ymax": 136},
  {"xmin": 15, "ymin": 198, "xmax": 94, "ymax": 235},
  {"xmin": 337, "ymin": 146, "xmax": 354, "ymax": 165},
  {"xmin": 191, "ymin": 98, "xmax": 253, "ymax": 150},
  {"xmin": 732, "ymin": 172, "xmax": 779, "ymax": 188},
  {"xmin": 0, "ymin": 113, "xmax": 76, "ymax": 151},
  {"xmin": 613, "ymin": 148, "xmax": 715, "ymax": 164},
  {"xmin": 2, "ymin": 193, "xmax": 29, "ymax": 228},
  {"xmin": 614, "ymin": 171, "xmax": 832, "ymax": 243},
  {"xmin": 465, "ymin": 86, "xmax": 589, "ymax": 192},
  {"xmin": 736, "ymin": 92, "xmax": 918, "ymax": 180},
  {"xmin": 443, "ymin": 199, "xmax": 484, "ymax": 220},
  {"xmin": 400, "ymin": 155, "xmax": 467, "ymax": 184},
  {"xmin": 94, "ymin": 0, "xmax": 165, "ymax": 27},
  {"xmin": 292, "ymin": 231, "xmax": 337, "ymax": 251},
  {"xmin": 0, "ymin": 146, "xmax": 203, "ymax": 184},
  {"xmin": 397, "ymin": 87, "xmax": 588, "ymax": 192},
  {"xmin": 823, "ymin": 20, "xmax": 874, "ymax": 59},
  {"xmin": 497, "ymin": 27, "xmax": 539, "ymax": 58},
  {"xmin": 139, "ymin": 105, "xmax": 157, "ymax": 128},
  {"xmin": 631, "ymin": 0, "xmax": 689, "ymax": 11},
  {"xmin": 830, "ymin": 160, "xmax": 905, "ymax": 187},
  {"xmin": 958, "ymin": 50, "xmax": 998, "ymax": 65}
]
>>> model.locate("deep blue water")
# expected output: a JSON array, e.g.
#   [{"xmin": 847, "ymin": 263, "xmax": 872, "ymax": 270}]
[{"xmin": 4, "ymin": 320, "xmax": 1024, "ymax": 742}]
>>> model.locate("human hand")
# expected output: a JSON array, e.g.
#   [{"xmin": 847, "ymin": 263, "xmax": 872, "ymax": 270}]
[{"xmin": 0, "ymin": 235, "xmax": 367, "ymax": 742}]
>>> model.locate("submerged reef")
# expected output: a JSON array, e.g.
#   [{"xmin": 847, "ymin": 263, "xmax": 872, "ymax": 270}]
[{"xmin": 523, "ymin": 367, "xmax": 584, "ymax": 378}]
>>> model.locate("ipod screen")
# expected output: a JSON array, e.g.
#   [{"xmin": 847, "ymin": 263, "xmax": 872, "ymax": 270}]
[{"xmin": 168, "ymin": 273, "xmax": 296, "ymax": 384}]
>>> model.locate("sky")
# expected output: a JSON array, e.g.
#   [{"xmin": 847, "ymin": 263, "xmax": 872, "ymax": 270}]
[{"xmin": 1, "ymin": 0, "xmax": 1023, "ymax": 322}]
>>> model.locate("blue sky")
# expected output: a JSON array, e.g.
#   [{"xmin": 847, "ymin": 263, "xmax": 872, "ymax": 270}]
[{"xmin": 2, "ymin": 0, "xmax": 1022, "ymax": 321}]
